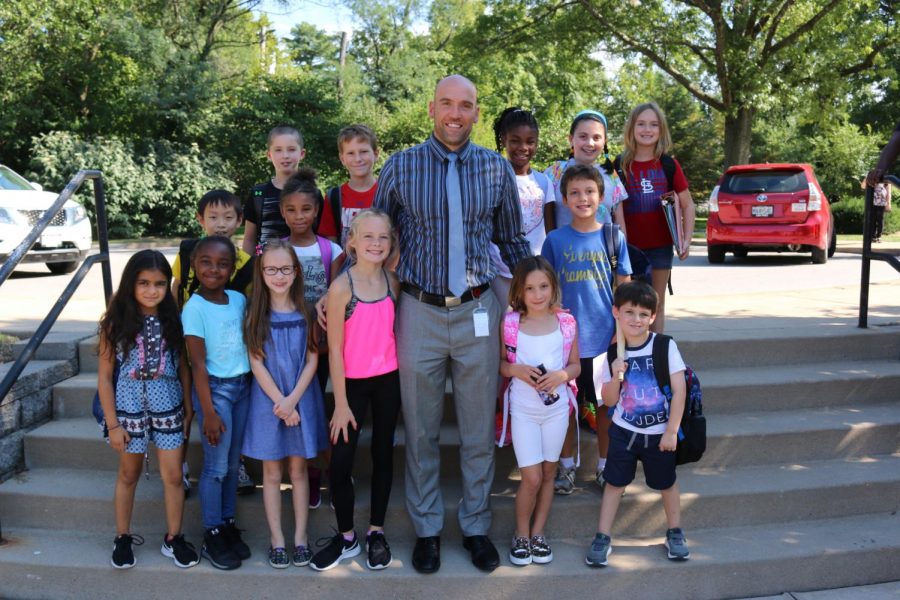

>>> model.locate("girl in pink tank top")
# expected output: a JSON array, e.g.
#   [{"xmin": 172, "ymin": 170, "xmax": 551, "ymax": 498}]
[{"xmin": 311, "ymin": 209, "xmax": 402, "ymax": 572}]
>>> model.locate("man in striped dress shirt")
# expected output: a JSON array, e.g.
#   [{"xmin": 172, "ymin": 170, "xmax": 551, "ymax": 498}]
[{"xmin": 374, "ymin": 74, "xmax": 531, "ymax": 574}]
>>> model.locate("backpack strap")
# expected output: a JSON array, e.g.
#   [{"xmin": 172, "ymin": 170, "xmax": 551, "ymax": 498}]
[
  {"xmin": 228, "ymin": 253, "xmax": 255, "ymax": 294},
  {"xmin": 328, "ymin": 186, "xmax": 342, "ymax": 238},
  {"xmin": 556, "ymin": 311, "xmax": 577, "ymax": 360},
  {"xmin": 660, "ymin": 154, "xmax": 677, "ymax": 192},
  {"xmin": 652, "ymin": 333, "xmax": 673, "ymax": 401},
  {"xmin": 613, "ymin": 155, "xmax": 626, "ymax": 185},
  {"xmin": 603, "ymin": 223, "xmax": 619, "ymax": 274},
  {"xmin": 178, "ymin": 238, "xmax": 199, "ymax": 309},
  {"xmin": 316, "ymin": 236, "xmax": 333, "ymax": 285},
  {"xmin": 253, "ymin": 186, "xmax": 265, "ymax": 232},
  {"xmin": 502, "ymin": 311, "xmax": 520, "ymax": 364}
]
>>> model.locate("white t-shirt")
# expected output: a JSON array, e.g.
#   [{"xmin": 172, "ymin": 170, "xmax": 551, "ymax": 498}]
[
  {"xmin": 600, "ymin": 333, "xmax": 685, "ymax": 435},
  {"xmin": 291, "ymin": 240, "xmax": 344, "ymax": 306},
  {"xmin": 489, "ymin": 170, "xmax": 553, "ymax": 279},
  {"xmin": 509, "ymin": 328, "xmax": 569, "ymax": 418}
]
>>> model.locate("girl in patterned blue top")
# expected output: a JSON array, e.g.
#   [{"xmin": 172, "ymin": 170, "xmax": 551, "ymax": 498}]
[
  {"xmin": 242, "ymin": 239, "xmax": 328, "ymax": 569},
  {"xmin": 97, "ymin": 249, "xmax": 199, "ymax": 570}
]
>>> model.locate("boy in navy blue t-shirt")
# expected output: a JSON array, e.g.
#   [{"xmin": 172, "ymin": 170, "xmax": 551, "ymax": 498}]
[{"xmin": 585, "ymin": 280, "xmax": 690, "ymax": 566}]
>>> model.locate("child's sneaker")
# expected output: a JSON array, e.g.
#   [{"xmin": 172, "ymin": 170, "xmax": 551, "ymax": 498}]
[
  {"xmin": 365, "ymin": 531, "xmax": 393, "ymax": 570},
  {"xmin": 182, "ymin": 462, "xmax": 191, "ymax": 498},
  {"xmin": 595, "ymin": 471, "xmax": 607, "ymax": 493},
  {"xmin": 665, "ymin": 528, "xmax": 690, "ymax": 561},
  {"xmin": 202, "ymin": 526, "xmax": 241, "ymax": 570},
  {"xmin": 223, "ymin": 518, "xmax": 251, "ymax": 560},
  {"xmin": 161, "ymin": 533, "xmax": 199, "ymax": 568},
  {"xmin": 309, "ymin": 532, "xmax": 360, "ymax": 571},
  {"xmin": 554, "ymin": 464, "xmax": 575, "ymax": 495},
  {"xmin": 530, "ymin": 535, "xmax": 553, "ymax": 564},
  {"xmin": 585, "ymin": 533, "xmax": 611, "ymax": 567},
  {"xmin": 508, "ymin": 535, "xmax": 531, "ymax": 566},
  {"xmin": 237, "ymin": 458, "xmax": 255, "ymax": 495},
  {"xmin": 293, "ymin": 544, "xmax": 313, "ymax": 567},
  {"xmin": 268, "ymin": 546, "xmax": 290, "ymax": 569},
  {"xmin": 308, "ymin": 467, "xmax": 322, "ymax": 509},
  {"xmin": 111, "ymin": 533, "xmax": 143, "ymax": 569}
]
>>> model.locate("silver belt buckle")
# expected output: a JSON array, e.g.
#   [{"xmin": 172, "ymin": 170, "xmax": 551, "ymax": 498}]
[{"xmin": 444, "ymin": 295, "xmax": 462, "ymax": 307}]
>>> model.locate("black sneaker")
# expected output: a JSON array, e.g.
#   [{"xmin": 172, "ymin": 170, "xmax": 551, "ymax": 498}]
[
  {"xmin": 223, "ymin": 518, "xmax": 251, "ymax": 560},
  {"xmin": 309, "ymin": 532, "xmax": 360, "ymax": 571},
  {"xmin": 366, "ymin": 531, "xmax": 392, "ymax": 570},
  {"xmin": 161, "ymin": 534, "xmax": 200, "ymax": 568},
  {"xmin": 111, "ymin": 533, "xmax": 144, "ymax": 569},
  {"xmin": 202, "ymin": 526, "xmax": 241, "ymax": 570}
]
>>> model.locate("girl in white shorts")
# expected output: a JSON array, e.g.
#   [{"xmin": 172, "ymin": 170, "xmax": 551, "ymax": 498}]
[{"xmin": 499, "ymin": 256, "xmax": 581, "ymax": 567}]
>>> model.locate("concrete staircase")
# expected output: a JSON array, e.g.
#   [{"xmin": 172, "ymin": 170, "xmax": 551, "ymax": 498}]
[{"xmin": 1, "ymin": 327, "xmax": 899, "ymax": 599}]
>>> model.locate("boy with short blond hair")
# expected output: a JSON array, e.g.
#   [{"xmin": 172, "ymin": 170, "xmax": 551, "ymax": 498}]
[
  {"xmin": 586, "ymin": 280, "xmax": 689, "ymax": 566},
  {"xmin": 317, "ymin": 124, "xmax": 379, "ymax": 247}
]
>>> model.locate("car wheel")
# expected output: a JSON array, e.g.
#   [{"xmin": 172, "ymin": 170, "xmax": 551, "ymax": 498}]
[
  {"xmin": 732, "ymin": 247, "xmax": 748, "ymax": 258},
  {"xmin": 827, "ymin": 221, "xmax": 837, "ymax": 258},
  {"xmin": 47, "ymin": 261, "xmax": 79, "ymax": 275},
  {"xmin": 811, "ymin": 245, "xmax": 827, "ymax": 264},
  {"xmin": 707, "ymin": 245, "xmax": 726, "ymax": 264}
]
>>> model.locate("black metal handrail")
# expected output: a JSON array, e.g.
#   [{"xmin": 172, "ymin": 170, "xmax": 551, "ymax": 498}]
[
  {"xmin": 858, "ymin": 174, "xmax": 900, "ymax": 328},
  {"xmin": 0, "ymin": 170, "xmax": 112, "ymax": 544}
]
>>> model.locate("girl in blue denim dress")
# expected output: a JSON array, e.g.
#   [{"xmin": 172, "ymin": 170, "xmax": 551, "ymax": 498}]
[
  {"xmin": 182, "ymin": 236, "xmax": 252, "ymax": 570},
  {"xmin": 96, "ymin": 249, "xmax": 199, "ymax": 570}
]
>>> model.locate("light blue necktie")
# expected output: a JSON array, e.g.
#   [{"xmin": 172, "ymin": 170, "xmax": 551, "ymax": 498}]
[{"xmin": 446, "ymin": 152, "xmax": 467, "ymax": 296}]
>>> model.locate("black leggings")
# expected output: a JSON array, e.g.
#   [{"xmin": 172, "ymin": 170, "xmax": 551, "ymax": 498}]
[{"xmin": 330, "ymin": 370, "xmax": 401, "ymax": 533}]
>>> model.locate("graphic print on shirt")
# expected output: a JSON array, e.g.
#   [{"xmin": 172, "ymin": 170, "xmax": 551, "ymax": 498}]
[
  {"xmin": 640, "ymin": 178, "xmax": 655, "ymax": 194},
  {"xmin": 619, "ymin": 354, "xmax": 669, "ymax": 429},
  {"xmin": 560, "ymin": 244, "xmax": 612, "ymax": 284},
  {"xmin": 518, "ymin": 176, "xmax": 545, "ymax": 235}
]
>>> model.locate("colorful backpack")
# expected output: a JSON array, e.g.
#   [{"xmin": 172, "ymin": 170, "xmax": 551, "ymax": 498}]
[
  {"xmin": 606, "ymin": 333, "xmax": 705, "ymax": 465},
  {"xmin": 496, "ymin": 310, "xmax": 579, "ymax": 448}
]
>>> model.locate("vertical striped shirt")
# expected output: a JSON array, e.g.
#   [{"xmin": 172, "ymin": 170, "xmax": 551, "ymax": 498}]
[{"xmin": 374, "ymin": 135, "xmax": 532, "ymax": 295}]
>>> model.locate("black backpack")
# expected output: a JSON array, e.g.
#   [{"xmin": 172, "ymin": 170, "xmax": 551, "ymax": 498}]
[
  {"xmin": 606, "ymin": 333, "xmax": 705, "ymax": 465},
  {"xmin": 602, "ymin": 223, "xmax": 653, "ymax": 287},
  {"xmin": 177, "ymin": 238, "xmax": 255, "ymax": 308}
]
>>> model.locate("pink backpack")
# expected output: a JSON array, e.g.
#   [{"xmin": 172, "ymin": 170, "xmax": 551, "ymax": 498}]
[{"xmin": 496, "ymin": 310, "xmax": 579, "ymax": 448}]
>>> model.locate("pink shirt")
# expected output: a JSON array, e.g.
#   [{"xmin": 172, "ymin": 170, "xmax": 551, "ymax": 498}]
[{"xmin": 342, "ymin": 272, "xmax": 398, "ymax": 379}]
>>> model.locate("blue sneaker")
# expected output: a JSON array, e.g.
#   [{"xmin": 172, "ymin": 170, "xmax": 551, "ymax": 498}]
[
  {"xmin": 585, "ymin": 533, "xmax": 611, "ymax": 567},
  {"xmin": 665, "ymin": 528, "xmax": 690, "ymax": 561}
]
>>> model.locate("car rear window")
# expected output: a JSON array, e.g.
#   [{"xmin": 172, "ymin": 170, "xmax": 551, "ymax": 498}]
[{"xmin": 722, "ymin": 170, "xmax": 808, "ymax": 194}]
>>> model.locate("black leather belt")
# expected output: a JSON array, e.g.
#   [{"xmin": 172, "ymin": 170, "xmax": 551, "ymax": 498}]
[{"xmin": 401, "ymin": 282, "xmax": 490, "ymax": 308}]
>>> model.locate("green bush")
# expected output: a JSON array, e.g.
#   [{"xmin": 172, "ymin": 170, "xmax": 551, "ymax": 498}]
[
  {"xmin": 27, "ymin": 131, "xmax": 232, "ymax": 238},
  {"xmin": 832, "ymin": 196, "xmax": 900, "ymax": 236}
]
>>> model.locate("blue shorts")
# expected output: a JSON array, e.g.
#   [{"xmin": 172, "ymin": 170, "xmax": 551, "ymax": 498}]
[
  {"xmin": 642, "ymin": 245, "xmax": 674, "ymax": 270},
  {"xmin": 602, "ymin": 422, "xmax": 677, "ymax": 490}
]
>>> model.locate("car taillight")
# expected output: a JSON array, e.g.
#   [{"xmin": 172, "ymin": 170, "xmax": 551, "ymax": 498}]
[
  {"xmin": 807, "ymin": 183, "xmax": 821, "ymax": 211},
  {"xmin": 708, "ymin": 185, "xmax": 719, "ymax": 212}
]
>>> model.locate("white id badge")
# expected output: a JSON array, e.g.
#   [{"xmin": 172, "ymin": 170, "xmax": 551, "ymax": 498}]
[{"xmin": 473, "ymin": 306, "xmax": 490, "ymax": 337}]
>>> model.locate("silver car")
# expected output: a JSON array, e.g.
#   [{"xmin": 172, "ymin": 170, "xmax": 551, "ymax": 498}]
[{"xmin": 0, "ymin": 165, "xmax": 92, "ymax": 274}]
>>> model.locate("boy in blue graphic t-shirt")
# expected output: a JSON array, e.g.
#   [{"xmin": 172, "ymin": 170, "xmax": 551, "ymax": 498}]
[
  {"xmin": 541, "ymin": 164, "xmax": 631, "ymax": 495},
  {"xmin": 585, "ymin": 280, "xmax": 690, "ymax": 567}
]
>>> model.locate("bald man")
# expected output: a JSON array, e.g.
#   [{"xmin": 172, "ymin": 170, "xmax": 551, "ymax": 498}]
[{"xmin": 374, "ymin": 75, "xmax": 531, "ymax": 573}]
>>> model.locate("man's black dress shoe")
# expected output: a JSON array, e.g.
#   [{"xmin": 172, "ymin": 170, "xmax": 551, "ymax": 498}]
[
  {"xmin": 412, "ymin": 536, "xmax": 441, "ymax": 573},
  {"xmin": 462, "ymin": 535, "xmax": 500, "ymax": 572}
]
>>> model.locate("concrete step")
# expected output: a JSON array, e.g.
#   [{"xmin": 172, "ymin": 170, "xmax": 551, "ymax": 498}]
[
  {"xmin": 24, "ymin": 403, "xmax": 900, "ymax": 474},
  {"xmin": 676, "ymin": 326, "xmax": 900, "ymax": 370},
  {"xmin": 2, "ymin": 513, "xmax": 899, "ymax": 600},
  {"xmin": 78, "ymin": 335, "xmax": 99, "ymax": 374},
  {"xmin": 11, "ymin": 331, "xmax": 93, "ymax": 362},
  {"xmin": 3, "ymin": 454, "xmax": 897, "ymax": 540},
  {"xmin": 702, "ymin": 360, "xmax": 900, "ymax": 414},
  {"xmin": 53, "ymin": 359, "xmax": 900, "ymax": 422}
]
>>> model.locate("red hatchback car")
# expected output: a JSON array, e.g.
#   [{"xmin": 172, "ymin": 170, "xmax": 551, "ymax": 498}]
[{"xmin": 706, "ymin": 163, "xmax": 837, "ymax": 264}]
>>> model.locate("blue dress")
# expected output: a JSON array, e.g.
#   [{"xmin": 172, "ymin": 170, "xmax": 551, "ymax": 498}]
[{"xmin": 242, "ymin": 310, "xmax": 328, "ymax": 460}]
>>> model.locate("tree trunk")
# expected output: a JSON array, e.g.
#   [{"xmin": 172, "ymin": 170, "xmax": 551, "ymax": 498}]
[{"xmin": 723, "ymin": 105, "xmax": 754, "ymax": 167}]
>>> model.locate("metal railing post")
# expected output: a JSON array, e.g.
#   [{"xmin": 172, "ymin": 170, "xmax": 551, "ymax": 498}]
[{"xmin": 858, "ymin": 174, "xmax": 900, "ymax": 328}]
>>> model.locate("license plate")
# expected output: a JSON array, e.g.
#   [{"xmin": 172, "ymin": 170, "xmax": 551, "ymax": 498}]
[
  {"xmin": 751, "ymin": 205, "xmax": 773, "ymax": 217},
  {"xmin": 40, "ymin": 232, "xmax": 65, "ymax": 248}
]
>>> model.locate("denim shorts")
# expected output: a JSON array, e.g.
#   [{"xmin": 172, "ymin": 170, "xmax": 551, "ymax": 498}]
[
  {"xmin": 642, "ymin": 245, "xmax": 674, "ymax": 270},
  {"xmin": 602, "ymin": 422, "xmax": 677, "ymax": 490}
]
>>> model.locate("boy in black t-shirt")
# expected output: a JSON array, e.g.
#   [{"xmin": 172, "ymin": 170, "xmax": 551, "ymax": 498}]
[{"xmin": 242, "ymin": 125, "xmax": 306, "ymax": 254}]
